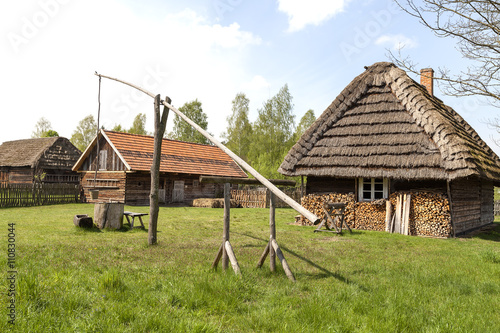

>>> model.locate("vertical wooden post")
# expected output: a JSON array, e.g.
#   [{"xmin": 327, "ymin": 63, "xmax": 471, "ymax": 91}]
[
  {"xmin": 222, "ymin": 182, "xmax": 230, "ymax": 270},
  {"xmin": 148, "ymin": 95, "xmax": 170, "ymax": 245},
  {"xmin": 446, "ymin": 180, "xmax": 456, "ymax": 238},
  {"xmin": 269, "ymin": 190, "xmax": 276, "ymax": 272}
]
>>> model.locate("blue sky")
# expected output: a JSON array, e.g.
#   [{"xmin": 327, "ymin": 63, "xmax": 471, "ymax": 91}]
[{"xmin": 2, "ymin": 0, "xmax": 499, "ymax": 155}]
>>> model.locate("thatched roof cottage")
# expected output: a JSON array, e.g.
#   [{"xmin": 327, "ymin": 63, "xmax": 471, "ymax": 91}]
[
  {"xmin": 279, "ymin": 62, "xmax": 500, "ymax": 236},
  {"xmin": 0, "ymin": 137, "xmax": 81, "ymax": 185}
]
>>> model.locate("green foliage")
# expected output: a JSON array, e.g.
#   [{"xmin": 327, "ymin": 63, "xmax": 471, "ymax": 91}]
[
  {"xmin": 111, "ymin": 124, "xmax": 124, "ymax": 132},
  {"xmin": 71, "ymin": 115, "xmax": 97, "ymax": 151},
  {"xmin": 32, "ymin": 117, "xmax": 58, "ymax": 138},
  {"xmin": 0, "ymin": 204, "xmax": 499, "ymax": 332},
  {"xmin": 223, "ymin": 93, "xmax": 253, "ymax": 162},
  {"xmin": 128, "ymin": 113, "xmax": 149, "ymax": 135},
  {"xmin": 43, "ymin": 129, "xmax": 59, "ymax": 137},
  {"xmin": 250, "ymin": 84, "xmax": 295, "ymax": 178},
  {"xmin": 172, "ymin": 99, "xmax": 210, "ymax": 144},
  {"xmin": 294, "ymin": 109, "xmax": 315, "ymax": 142}
]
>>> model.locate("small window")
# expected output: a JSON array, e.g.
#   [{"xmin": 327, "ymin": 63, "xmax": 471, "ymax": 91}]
[
  {"xmin": 99, "ymin": 150, "xmax": 107, "ymax": 170},
  {"xmin": 193, "ymin": 180, "xmax": 199, "ymax": 187},
  {"xmin": 358, "ymin": 178, "xmax": 388, "ymax": 201}
]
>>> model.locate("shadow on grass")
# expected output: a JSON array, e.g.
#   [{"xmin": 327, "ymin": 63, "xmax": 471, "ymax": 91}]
[
  {"xmin": 236, "ymin": 231, "xmax": 369, "ymax": 291},
  {"xmin": 473, "ymin": 222, "xmax": 500, "ymax": 242}
]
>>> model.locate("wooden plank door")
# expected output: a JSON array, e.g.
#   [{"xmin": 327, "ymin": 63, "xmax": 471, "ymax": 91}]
[{"xmin": 172, "ymin": 181, "xmax": 184, "ymax": 203}]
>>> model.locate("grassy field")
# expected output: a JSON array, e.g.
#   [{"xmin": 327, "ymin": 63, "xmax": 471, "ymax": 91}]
[{"xmin": 1, "ymin": 204, "xmax": 499, "ymax": 332}]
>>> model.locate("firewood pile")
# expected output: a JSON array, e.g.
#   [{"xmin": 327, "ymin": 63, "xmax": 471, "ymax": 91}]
[
  {"xmin": 389, "ymin": 192, "xmax": 451, "ymax": 237},
  {"xmin": 300, "ymin": 191, "xmax": 451, "ymax": 237},
  {"xmin": 355, "ymin": 201, "xmax": 386, "ymax": 231}
]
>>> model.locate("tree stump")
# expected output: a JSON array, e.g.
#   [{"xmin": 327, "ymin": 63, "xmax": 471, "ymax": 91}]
[
  {"xmin": 94, "ymin": 202, "xmax": 124, "ymax": 229},
  {"xmin": 73, "ymin": 214, "xmax": 93, "ymax": 228}
]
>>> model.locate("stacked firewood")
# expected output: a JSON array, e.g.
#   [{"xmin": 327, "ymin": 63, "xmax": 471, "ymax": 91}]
[
  {"xmin": 301, "ymin": 191, "xmax": 451, "ymax": 237},
  {"xmin": 389, "ymin": 192, "xmax": 451, "ymax": 237},
  {"xmin": 300, "ymin": 193, "xmax": 356, "ymax": 227},
  {"xmin": 355, "ymin": 201, "xmax": 386, "ymax": 231}
]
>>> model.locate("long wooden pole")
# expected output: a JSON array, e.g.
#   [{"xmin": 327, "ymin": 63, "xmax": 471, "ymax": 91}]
[
  {"xmin": 148, "ymin": 94, "xmax": 170, "ymax": 245},
  {"xmin": 95, "ymin": 73, "xmax": 320, "ymax": 224}
]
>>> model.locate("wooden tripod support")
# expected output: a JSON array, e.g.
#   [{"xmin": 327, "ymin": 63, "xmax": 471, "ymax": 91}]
[
  {"xmin": 212, "ymin": 183, "xmax": 241, "ymax": 276},
  {"xmin": 314, "ymin": 202, "xmax": 352, "ymax": 234},
  {"xmin": 257, "ymin": 191, "xmax": 296, "ymax": 282}
]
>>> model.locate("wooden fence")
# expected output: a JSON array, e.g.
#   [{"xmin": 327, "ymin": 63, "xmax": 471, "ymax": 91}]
[
  {"xmin": 231, "ymin": 188, "xmax": 302, "ymax": 208},
  {"xmin": 0, "ymin": 183, "xmax": 79, "ymax": 208}
]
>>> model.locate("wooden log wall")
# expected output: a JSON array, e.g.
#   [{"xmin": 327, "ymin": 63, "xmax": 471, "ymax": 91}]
[
  {"xmin": 81, "ymin": 171, "xmax": 126, "ymax": 203},
  {"xmin": 124, "ymin": 173, "xmax": 222, "ymax": 206},
  {"xmin": 450, "ymin": 178, "xmax": 482, "ymax": 234},
  {"xmin": 0, "ymin": 183, "xmax": 79, "ymax": 207},
  {"xmin": 481, "ymin": 181, "xmax": 494, "ymax": 226},
  {"xmin": 306, "ymin": 177, "xmax": 355, "ymax": 194},
  {"xmin": 3, "ymin": 168, "xmax": 33, "ymax": 184}
]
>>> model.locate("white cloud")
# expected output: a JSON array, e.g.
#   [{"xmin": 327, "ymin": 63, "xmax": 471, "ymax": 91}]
[
  {"xmin": 241, "ymin": 75, "xmax": 270, "ymax": 91},
  {"xmin": 375, "ymin": 34, "xmax": 418, "ymax": 50},
  {"xmin": 0, "ymin": 1, "xmax": 262, "ymax": 143},
  {"xmin": 277, "ymin": 0, "xmax": 350, "ymax": 32}
]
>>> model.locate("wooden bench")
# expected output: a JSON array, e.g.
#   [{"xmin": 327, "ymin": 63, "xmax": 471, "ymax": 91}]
[{"xmin": 124, "ymin": 211, "xmax": 148, "ymax": 229}]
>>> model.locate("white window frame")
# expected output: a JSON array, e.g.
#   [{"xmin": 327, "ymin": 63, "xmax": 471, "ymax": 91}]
[{"xmin": 358, "ymin": 178, "xmax": 388, "ymax": 202}]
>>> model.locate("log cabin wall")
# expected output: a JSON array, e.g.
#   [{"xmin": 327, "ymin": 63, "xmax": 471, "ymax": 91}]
[
  {"xmin": 80, "ymin": 171, "xmax": 126, "ymax": 203},
  {"xmin": 450, "ymin": 178, "xmax": 483, "ymax": 234},
  {"xmin": 125, "ymin": 173, "xmax": 223, "ymax": 206},
  {"xmin": 391, "ymin": 179, "xmax": 447, "ymax": 193},
  {"xmin": 306, "ymin": 177, "xmax": 355, "ymax": 194},
  {"xmin": 480, "ymin": 180, "xmax": 494, "ymax": 226},
  {"xmin": 125, "ymin": 173, "xmax": 151, "ymax": 206},
  {"xmin": 5, "ymin": 167, "xmax": 33, "ymax": 184}
]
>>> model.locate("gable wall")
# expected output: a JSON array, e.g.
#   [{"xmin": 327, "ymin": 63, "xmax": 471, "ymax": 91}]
[
  {"xmin": 80, "ymin": 138, "xmax": 126, "ymax": 172},
  {"xmin": 38, "ymin": 138, "xmax": 81, "ymax": 170}
]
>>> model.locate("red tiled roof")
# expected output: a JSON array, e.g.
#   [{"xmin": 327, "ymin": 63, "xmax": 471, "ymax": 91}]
[{"xmin": 104, "ymin": 130, "xmax": 247, "ymax": 178}]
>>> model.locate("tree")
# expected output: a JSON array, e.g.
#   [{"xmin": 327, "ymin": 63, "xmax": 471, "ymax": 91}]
[
  {"xmin": 392, "ymin": 1, "xmax": 500, "ymax": 106},
  {"xmin": 171, "ymin": 99, "xmax": 210, "ymax": 144},
  {"xmin": 250, "ymin": 84, "xmax": 295, "ymax": 179},
  {"xmin": 71, "ymin": 115, "xmax": 97, "ymax": 151},
  {"xmin": 111, "ymin": 124, "xmax": 125, "ymax": 132},
  {"xmin": 32, "ymin": 117, "xmax": 58, "ymax": 138},
  {"xmin": 223, "ymin": 93, "xmax": 253, "ymax": 161},
  {"xmin": 294, "ymin": 109, "xmax": 315, "ymax": 142},
  {"xmin": 128, "ymin": 113, "xmax": 149, "ymax": 135}
]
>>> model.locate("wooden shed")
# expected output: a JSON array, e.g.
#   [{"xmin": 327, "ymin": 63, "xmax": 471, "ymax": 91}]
[
  {"xmin": 0, "ymin": 137, "xmax": 81, "ymax": 185},
  {"xmin": 72, "ymin": 130, "xmax": 247, "ymax": 205},
  {"xmin": 279, "ymin": 62, "xmax": 500, "ymax": 236}
]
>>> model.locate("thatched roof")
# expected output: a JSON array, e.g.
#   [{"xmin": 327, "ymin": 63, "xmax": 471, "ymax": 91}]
[
  {"xmin": 0, "ymin": 137, "xmax": 60, "ymax": 168},
  {"xmin": 279, "ymin": 62, "xmax": 500, "ymax": 183}
]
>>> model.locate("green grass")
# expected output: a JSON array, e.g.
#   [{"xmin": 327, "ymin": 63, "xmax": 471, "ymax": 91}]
[{"xmin": 1, "ymin": 204, "xmax": 499, "ymax": 332}]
